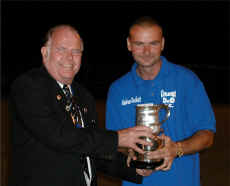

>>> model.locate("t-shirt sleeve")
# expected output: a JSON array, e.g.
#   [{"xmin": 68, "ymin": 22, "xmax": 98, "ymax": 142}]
[
  {"xmin": 106, "ymin": 85, "xmax": 124, "ymax": 131},
  {"xmin": 185, "ymin": 74, "xmax": 216, "ymax": 134}
]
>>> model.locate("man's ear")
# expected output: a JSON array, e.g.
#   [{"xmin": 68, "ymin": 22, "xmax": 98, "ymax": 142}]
[
  {"xmin": 41, "ymin": 46, "xmax": 48, "ymax": 61},
  {"xmin": 127, "ymin": 37, "xmax": 132, "ymax": 51},
  {"xmin": 161, "ymin": 37, "xmax": 165, "ymax": 51}
]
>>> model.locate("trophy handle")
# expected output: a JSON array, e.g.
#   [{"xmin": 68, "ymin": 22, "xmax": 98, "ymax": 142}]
[{"xmin": 159, "ymin": 104, "xmax": 170, "ymax": 124}]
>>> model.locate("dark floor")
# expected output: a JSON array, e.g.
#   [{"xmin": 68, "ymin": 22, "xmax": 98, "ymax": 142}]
[{"xmin": 1, "ymin": 101, "xmax": 230, "ymax": 186}]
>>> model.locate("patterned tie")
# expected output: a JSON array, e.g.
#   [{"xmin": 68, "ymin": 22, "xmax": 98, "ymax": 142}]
[
  {"xmin": 63, "ymin": 85, "xmax": 83, "ymax": 127},
  {"xmin": 62, "ymin": 85, "xmax": 91, "ymax": 181}
]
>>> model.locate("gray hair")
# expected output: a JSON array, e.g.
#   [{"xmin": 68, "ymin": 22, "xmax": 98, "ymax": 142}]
[{"xmin": 44, "ymin": 24, "xmax": 84, "ymax": 51}]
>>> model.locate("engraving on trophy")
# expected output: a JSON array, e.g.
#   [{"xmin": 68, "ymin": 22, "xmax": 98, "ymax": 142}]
[{"xmin": 131, "ymin": 103, "xmax": 170, "ymax": 169}]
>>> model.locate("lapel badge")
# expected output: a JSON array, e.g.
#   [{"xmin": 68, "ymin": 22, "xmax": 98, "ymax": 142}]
[
  {"xmin": 56, "ymin": 94, "xmax": 62, "ymax": 101},
  {"xmin": 83, "ymin": 107, "xmax": 88, "ymax": 113},
  {"xmin": 65, "ymin": 105, "xmax": 71, "ymax": 112}
]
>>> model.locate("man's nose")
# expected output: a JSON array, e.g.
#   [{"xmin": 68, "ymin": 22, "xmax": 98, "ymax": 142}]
[
  {"xmin": 66, "ymin": 50, "xmax": 74, "ymax": 60},
  {"xmin": 143, "ymin": 45, "xmax": 151, "ymax": 54}
]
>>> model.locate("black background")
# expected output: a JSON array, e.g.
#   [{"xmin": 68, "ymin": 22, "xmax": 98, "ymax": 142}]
[{"xmin": 2, "ymin": 1, "xmax": 230, "ymax": 103}]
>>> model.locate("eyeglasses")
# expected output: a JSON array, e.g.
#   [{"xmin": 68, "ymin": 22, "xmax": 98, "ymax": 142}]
[{"xmin": 55, "ymin": 47, "xmax": 83, "ymax": 56}]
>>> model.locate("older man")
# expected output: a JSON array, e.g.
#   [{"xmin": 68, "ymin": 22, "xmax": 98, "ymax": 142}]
[{"xmin": 9, "ymin": 24, "xmax": 154, "ymax": 186}]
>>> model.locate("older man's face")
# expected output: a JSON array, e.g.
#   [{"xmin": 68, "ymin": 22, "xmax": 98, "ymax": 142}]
[{"xmin": 42, "ymin": 27, "xmax": 83, "ymax": 85}]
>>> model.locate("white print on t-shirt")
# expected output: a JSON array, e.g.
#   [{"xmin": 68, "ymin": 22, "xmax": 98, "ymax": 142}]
[
  {"xmin": 121, "ymin": 96, "xmax": 142, "ymax": 106},
  {"xmin": 161, "ymin": 89, "xmax": 176, "ymax": 108}
]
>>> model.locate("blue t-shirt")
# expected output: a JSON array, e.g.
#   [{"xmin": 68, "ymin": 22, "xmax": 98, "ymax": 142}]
[{"xmin": 106, "ymin": 56, "xmax": 216, "ymax": 186}]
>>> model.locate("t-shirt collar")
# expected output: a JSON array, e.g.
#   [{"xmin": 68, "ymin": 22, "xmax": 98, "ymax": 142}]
[{"xmin": 131, "ymin": 56, "xmax": 170, "ymax": 86}]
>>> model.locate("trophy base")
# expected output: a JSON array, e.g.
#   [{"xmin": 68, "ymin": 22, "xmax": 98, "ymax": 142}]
[{"xmin": 130, "ymin": 159, "xmax": 164, "ymax": 169}]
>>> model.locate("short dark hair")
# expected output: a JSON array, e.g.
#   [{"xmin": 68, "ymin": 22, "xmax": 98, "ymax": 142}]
[{"xmin": 129, "ymin": 16, "xmax": 163, "ymax": 37}]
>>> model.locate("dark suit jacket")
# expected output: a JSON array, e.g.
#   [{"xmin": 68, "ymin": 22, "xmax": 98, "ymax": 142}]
[{"xmin": 9, "ymin": 66, "xmax": 142, "ymax": 186}]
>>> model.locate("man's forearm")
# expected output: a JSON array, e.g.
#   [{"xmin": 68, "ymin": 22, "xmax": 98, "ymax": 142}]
[{"xmin": 178, "ymin": 130, "xmax": 215, "ymax": 155}]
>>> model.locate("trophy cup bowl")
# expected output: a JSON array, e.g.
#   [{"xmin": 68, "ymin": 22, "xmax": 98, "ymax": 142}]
[{"xmin": 130, "ymin": 103, "xmax": 170, "ymax": 169}]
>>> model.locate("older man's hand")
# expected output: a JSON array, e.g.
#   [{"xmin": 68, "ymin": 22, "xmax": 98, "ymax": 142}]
[{"xmin": 118, "ymin": 126, "xmax": 154, "ymax": 154}]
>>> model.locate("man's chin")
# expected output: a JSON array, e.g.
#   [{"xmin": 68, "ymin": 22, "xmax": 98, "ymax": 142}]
[
  {"xmin": 61, "ymin": 74, "xmax": 75, "ymax": 83},
  {"xmin": 138, "ymin": 58, "xmax": 160, "ymax": 66},
  {"xmin": 137, "ymin": 60, "xmax": 155, "ymax": 66},
  {"xmin": 62, "ymin": 78, "xmax": 74, "ymax": 84}
]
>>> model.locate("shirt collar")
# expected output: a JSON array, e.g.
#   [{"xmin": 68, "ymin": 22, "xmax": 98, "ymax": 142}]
[
  {"xmin": 131, "ymin": 56, "xmax": 171, "ymax": 86},
  {"xmin": 57, "ymin": 81, "xmax": 72, "ymax": 94},
  {"xmin": 57, "ymin": 81, "xmax": 64, "ymax": 89}
]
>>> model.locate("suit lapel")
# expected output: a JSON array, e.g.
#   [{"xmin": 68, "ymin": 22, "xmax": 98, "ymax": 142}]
[
  {"xmin": 55, "ymin": 86, "xmax": 67, "ymax": 109},
  {"xmin": 55, "ymin": 83, "xmax": 79, "ymax": 128},
  {"xmin": 39, "ymin": 66, "xmax": 71, "ymax": 116}
]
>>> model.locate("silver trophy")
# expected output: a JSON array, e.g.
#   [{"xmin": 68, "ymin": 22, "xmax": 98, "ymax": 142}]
[{"xmin": 131, "ymin": 103, "xmax": 170, "ymax": 169}]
